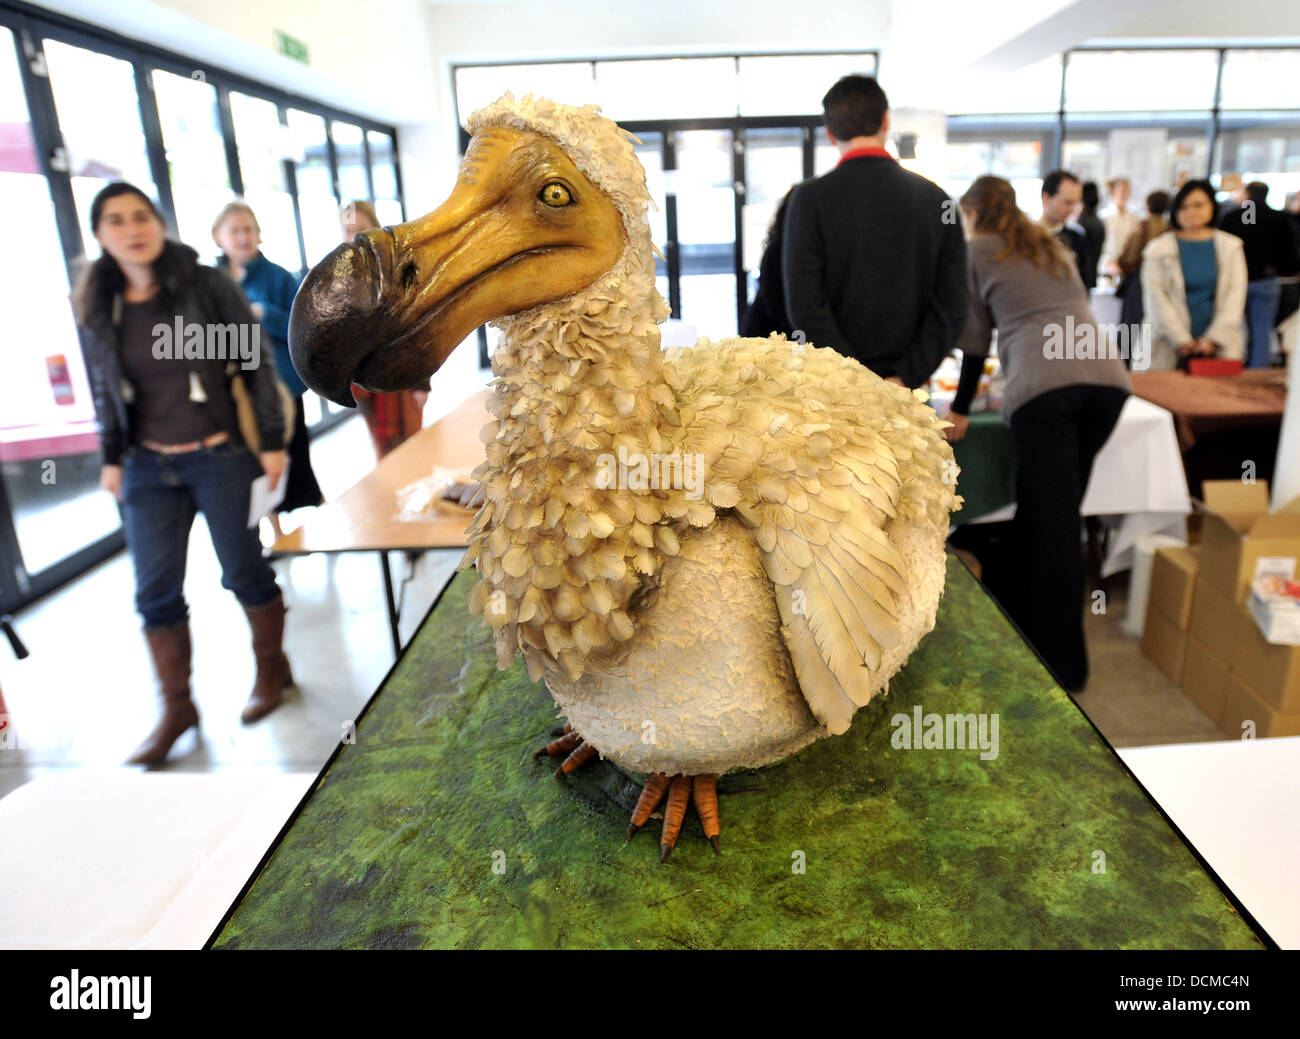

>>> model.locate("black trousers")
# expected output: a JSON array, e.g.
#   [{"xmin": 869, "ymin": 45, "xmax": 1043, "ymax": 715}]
[{"xmin": 1007, "ymin": 384, "xmax": 1128, "ymax": 691}]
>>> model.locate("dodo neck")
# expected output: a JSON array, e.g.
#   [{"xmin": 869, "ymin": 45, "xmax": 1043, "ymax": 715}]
[{"xmin": 487, "ymin": 245, "xmax": 675, "ymax": 479}]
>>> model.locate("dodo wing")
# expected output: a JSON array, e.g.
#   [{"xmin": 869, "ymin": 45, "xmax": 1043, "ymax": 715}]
[{"xmin": 734, "ymin": 426, "xmax": 907, "ymax": 735}]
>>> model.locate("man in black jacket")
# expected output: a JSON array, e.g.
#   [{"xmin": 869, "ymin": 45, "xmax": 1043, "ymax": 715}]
[
  {"xmin": 1040, "ymin": 169, "xmax": 1091, "ymax": 291},
  {"xmin": 1220, "ymin": 181, "xmax": 1300, "ymax": 367},
  {"xmin": 782, "ymin": 75, "xmax": 967, "ymax": 388}
]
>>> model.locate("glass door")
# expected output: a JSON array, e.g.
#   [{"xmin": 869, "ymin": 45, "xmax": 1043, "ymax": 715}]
[
  {"xmin": 631, "ymin": 130, "xmax": 670, "ymax": 310},
  {"xmin": 42, "ymin": 37, "xmax": 160, "ymax": 253},
  {"xmin": 367, "ymin": 129, "xmax": 404, "ymax": 227},
  {"xmin": 944, "ymin": 133, "xmax": 1051, "ymax": 216},
  {"xmin": 0, "ymin": 25, "xmax": 122, "ymax": 597},
  {"xmin": 287, "ymin": 107, "xmax": 339, "ymax": 268},
  {"xmin": 229, "ymin": 90, "xmax": 303, "ymax": 275},
  {"xmin": 741, "ymin": 127, "xmax": 804, "ymax": 313},
  {"xmin": 674, "ymin": 128, "xmax": 738, "ymax": 337}
]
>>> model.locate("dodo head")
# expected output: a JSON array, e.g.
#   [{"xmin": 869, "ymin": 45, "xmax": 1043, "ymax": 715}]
[{"xmin": 289, "ymin": 95, "xmax": 649, "ymax": 406}]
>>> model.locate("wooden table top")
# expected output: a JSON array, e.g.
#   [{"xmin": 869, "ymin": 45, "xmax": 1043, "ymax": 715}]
[
  {"xmin": 1130, "ymin": 369, "xmax": 1287, "ymax": 421},
  {"xmin": 273, "ymin": 391, "xmax": 489, "ymax": 554}
]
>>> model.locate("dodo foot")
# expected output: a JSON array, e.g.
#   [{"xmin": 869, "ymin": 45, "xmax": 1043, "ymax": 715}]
[
  {"xmin": 533, "ymin": 727, "xmax": 721, "ymax": 863},
  {"xmin": 627, "ymin": 773, "xmax": 721, "ymax": 863},
  {"xmin": 533, "ymin": 724, "xmax": 599, "ymax": 777}
]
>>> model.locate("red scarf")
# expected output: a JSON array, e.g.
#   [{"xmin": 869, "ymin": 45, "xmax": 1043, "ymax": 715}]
[{"xmin": 837, "ymin": 146, "xmax": 894, "ymax": 165}]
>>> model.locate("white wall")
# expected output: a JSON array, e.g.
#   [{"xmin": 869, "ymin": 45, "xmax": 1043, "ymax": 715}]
[
  {"xmin": 1095, "ymin": 0, "xmax": 1300, "ymax": 43},
  {"xmin": 416, "ymin": 0, "xmax": 891, "ymax": 207},
  {"xmin": 428, "ymin": 0, "xmax": 889, "ymax": 62},
  {"xmin": 33, "ymin": 0, "xmax": 442, "ymax": 123}
]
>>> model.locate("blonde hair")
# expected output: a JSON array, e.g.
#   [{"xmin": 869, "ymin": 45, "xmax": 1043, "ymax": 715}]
[
  {"xmin": 211, "ymin": 199, "xmax": 260, "ymax": 240},
  {"xmin": 960, "ymin": 175, "xmax": 1074, "ymax": 280},
  {"xmin": 342, "ymin": 199, "xmax": 380, "ymax": 231}
]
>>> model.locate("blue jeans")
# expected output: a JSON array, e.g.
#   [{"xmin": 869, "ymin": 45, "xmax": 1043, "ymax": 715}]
[
  {"xmin": 1245, "ymin": 277, "xmax": 1280, "ymax": 368},
  {"xmin": 122, "ymin": 441, "xmax": 280, "ymax": 628}
]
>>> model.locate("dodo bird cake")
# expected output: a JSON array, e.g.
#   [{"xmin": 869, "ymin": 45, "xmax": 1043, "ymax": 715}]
[{"xmin": 289, "ymin": 94, "xmax": 962, "ymax": 862}]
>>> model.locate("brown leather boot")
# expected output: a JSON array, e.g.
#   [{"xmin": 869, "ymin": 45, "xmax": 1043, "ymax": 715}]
[
  {"xmin": 127, "ymin": 621, "xmax": 199, "ymax": 765},
  {"xmin": 240, "ymin": 595, "xmax": 294, "ymax": 723}
]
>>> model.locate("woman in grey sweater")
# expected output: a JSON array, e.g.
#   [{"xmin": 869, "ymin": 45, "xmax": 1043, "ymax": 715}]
[{"xmin": 947, "ymin": 175, "xmax": 1131, "ymax": 692}]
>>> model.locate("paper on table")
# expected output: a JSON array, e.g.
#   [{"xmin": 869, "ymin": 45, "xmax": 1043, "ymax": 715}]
[{"xmin": 247, "ymin": 460, "xmax": 289, "ymax": 527}]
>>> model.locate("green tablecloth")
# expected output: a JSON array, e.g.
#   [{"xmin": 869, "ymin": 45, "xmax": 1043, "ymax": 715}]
[
  {"xmin": 211, "ymin": 558, "xmax": 1262, "ymax": 950},
  {"xmin": 951, "ymin": 410, "xmax": 1015, "ymax": 524}
]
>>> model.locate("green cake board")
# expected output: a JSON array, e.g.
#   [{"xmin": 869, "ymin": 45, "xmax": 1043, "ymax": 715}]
[{"xmin": 211, "ymin": 556, "xmax": 1264, "ymax": 949}]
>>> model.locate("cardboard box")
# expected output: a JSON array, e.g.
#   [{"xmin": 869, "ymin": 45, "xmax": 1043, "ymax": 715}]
[
  {"xmin": 1231, "ymin": 612, "xmax": 1300, "ymax": 713},
  {"xmin": 1222, "ymin": 674, "xmax": 1300, "ymax": 739},
  {"xmin": 1180, "ymin": 634, "xmax": 1230, "ymax": 726},
  {"xmin": 1142, "ymin": 605, "xmax": 1188, "ymax": 684},
  {"xmin": 1148, "ymin": 545, "xmax": 1199, "ymax": 630},
  {"xmin": 1197, "ymin": 481, "xmax": 1300, "ymax": 606},
  {"xmin": 1188, "ymin": 576, "xmax": 1241, "ymax": 665}
]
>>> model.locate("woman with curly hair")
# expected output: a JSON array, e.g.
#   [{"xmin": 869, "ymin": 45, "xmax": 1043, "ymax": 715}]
[{"xmin": 74, "ymin": 182, "xmax": 295, "ymax": 765}]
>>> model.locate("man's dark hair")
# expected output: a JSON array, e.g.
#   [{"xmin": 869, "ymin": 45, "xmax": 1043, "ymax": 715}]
[
  {"xmin": 1169, "ymin": 179, "xmax": 1218, "ymax": 230},
  {"xmin": 1245, "ymin": 180, "xmax": 1269, "ymax": 202},
  {"xmin": 1146, "ymin": 189, "xmax": 1171, "ymax": 216},
  {"xmin": 822, "ymin": 75, "xmax": 888, "ymax": 141},
  {"xmin": 1081, "ymin": 181, "xmax": 1100, "ymax": 210},
  {"xmin": 1042, "ymin": 169, "xmax": 1080, "ymax": 198}
]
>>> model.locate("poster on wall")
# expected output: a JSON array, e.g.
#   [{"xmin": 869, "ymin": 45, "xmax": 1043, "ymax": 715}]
[{"xmin": 1106, "ymin": 128, "xmax": 1168, "ymax": 203}]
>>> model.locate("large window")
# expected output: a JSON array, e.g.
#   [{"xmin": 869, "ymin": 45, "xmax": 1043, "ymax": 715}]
[
  {"xmin": 0, "ymin": 7, "xmax": 405, "ymax": 613},
  {"xmin": 152, "ymin": 68, "xmax": 231, "ymax": 264},
  {"xmin": 454, "ymin": 53, "xmax": 878, "ymax": 127},
  {"xmin": 453, "ymin": 53, "xmax": 879, "ymax": 346},
  {"xmin": 1064, "ymin": 50, "xmax": 1219, "ymax": 113},
  {"xmin": 229, "ymin": 90, "xmax": 302, "ymax": 274},
  {"xmin": 0, "ymin": 25, "xmax": 118, "ymax": 587},
  {"xmin": 944, "ymin": 134, "xmax": 1049, "ymax": 216},
  {"xmin": 948, "ymin": 47, "xmax": 1300, "ymax": 238},
  {"xmin": 367, "ymin": 129, "xmax": 403, "ymax": 226},
  {"xmin": 1214, "ymin": 120, "xmax": 1300, "ymax": 209},
  {"xmin": 42, "ymin": 38, "xmax": 157, "ymax": 256},
  {"xmin": 288, "ymin": 108, "xmax": 341, "ymax": 268}
]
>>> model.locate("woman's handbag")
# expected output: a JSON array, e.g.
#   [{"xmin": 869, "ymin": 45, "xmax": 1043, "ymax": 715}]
[{"xmin": 229, "ymin": 364, "xmax": 296, "ymax": 455}]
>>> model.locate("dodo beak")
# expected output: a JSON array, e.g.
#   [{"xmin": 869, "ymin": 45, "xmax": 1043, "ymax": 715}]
[{"xmin": 289, "ymin": 126, "xmax": 624, "ymax": 407}]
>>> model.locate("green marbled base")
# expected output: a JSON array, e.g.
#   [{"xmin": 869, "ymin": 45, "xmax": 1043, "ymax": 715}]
[{"xmin": 212, "ymin": 557, "xmax": 1262, "ymax": 949}]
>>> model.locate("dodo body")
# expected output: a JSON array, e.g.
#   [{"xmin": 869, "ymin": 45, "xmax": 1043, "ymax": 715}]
[{"xmin": 289, "ymin": 93, "xmax": 961, "ymax": 856}]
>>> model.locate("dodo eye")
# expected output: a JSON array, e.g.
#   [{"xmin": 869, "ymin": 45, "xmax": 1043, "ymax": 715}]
[{"xmin": 539, "ymin": 182, "xmax": 572, "ymax": 208}]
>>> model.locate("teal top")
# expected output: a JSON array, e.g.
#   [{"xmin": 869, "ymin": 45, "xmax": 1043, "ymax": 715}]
[{"xmin": 1177, "ymin": 237, "xmax": 1217, "ymax": 339}]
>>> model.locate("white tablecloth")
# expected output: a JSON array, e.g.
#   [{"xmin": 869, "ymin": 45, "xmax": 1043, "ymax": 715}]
[
  {"xmin": 969, "ymin": 395, "xmax": 1190, "ymax": 576},
  {"xmin": 0, "ymin": 770, "xmax": 316, "ymax": 949},
  {"xmin": 1120, "ymin": 738, "xmax": 1300, "ymax": 949}
]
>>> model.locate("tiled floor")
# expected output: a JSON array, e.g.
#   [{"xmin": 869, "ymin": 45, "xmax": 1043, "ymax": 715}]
[
  {"xmin": 0, "ymin": 414, "xmax": 1228, "ymax": 806},
  {"xmin": 0, "ymin": 412, "xmax": 463, "ymax": 800},
  {"xmin": 1075, "ymin": 581, "xmax": 1223, "ymax": 747}
]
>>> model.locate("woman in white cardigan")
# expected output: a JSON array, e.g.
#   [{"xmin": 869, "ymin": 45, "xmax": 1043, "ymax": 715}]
[{"xmin": 1142, "ymin": 179, "xmax": 1247, "ymax": 371}]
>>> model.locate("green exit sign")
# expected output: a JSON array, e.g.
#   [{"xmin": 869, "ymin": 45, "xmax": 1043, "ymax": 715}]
[{"xmin": 273, "ymin": 29, "xmax": 309, "ymax": 64}]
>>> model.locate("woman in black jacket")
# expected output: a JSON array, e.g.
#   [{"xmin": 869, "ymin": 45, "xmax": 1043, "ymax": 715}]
[{"xmin": 74, "ymin": 182, "xmax": 295, "ymax": 765}]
